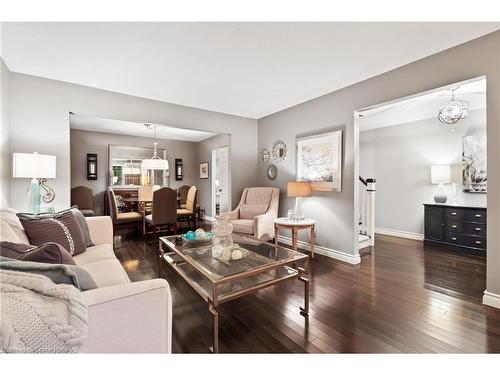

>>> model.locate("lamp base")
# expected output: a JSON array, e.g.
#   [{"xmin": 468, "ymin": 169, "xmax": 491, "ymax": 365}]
[
  {"xmin": 293, "ymin": 197, "xmax": 305, "ymax": 221},
  {"xmin": 434, "ymin": 183, "xmax": 448, "ymax": 204},
  {"xmin": 28, "ymin": 178, "xmax": 41, "ymax": 214}
]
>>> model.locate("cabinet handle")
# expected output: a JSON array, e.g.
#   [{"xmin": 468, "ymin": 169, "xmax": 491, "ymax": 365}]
[
  {"xmin": 475, "ymin": 227, "xmax": 481, "ymax": 231},
  {"xmin": 451, "ymin": 237, "xmax": 457, "ymax": 241},
  {"xmin": 451, "ymin": 212, "xmax": 457, "ymax": 216},
  {"xmin": 475, "ymin": 214, "xmax": 482, "ymax": 218},
  {"xmin": 475, "ymin": 240, "xmax": 482, "ymax": 245},
  {"xmin": 451, "ymin": 225, "xmax": 457, "ymax": 228}
]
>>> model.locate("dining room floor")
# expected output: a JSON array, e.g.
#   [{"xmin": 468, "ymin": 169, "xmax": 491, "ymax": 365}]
[{"xmin": 113, "ymin": 228, "xmax": 500, "ymax": 353}]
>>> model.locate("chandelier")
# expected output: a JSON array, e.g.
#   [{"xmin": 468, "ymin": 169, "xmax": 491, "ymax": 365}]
[
  {"xmin": 438, "ymin": 87, "xmax": 469, "ymax": 130},
  {"xmin": 142, "ymin": 124, "xmax": 169, "ymax": 170}
]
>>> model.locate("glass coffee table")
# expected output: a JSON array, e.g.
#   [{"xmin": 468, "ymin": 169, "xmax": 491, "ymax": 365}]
[{"xmin": 159, "ymin": 234, "xmax": 310, "ymax": 353}]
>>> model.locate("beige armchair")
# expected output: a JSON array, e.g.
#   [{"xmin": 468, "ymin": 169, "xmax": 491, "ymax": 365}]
[{"xmin": 219, "ymin": 187, "xmax": 280, "ymax": 241}]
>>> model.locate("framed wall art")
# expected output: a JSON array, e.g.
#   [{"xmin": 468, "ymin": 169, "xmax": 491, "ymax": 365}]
[{"xmin": 199, "ymin": 162, "xmax": 209, "ymax": 179}]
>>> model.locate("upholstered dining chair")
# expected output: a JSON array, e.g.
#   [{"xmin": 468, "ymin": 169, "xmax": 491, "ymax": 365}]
[
  {"xmin": 107, "ymin": 187, "xmax": 142, "ymax": 235},
  {"xmin": 218, "ymin": 187, "xmax": 280, "ymax": 241},
  {"xmin": 138, "ymin": 185, "xmax": 153, "ymax": 215},
  {"xmin": 71, "ymin": 186, "xmax": 95, "ymax": 217},
  {"xmin": 145, "ymin": 187, "xmax": 178, "ymax": 239},
  {"xmin": 177, "ymin": 185, "xmax": 191, "ymax": 209},
  {"xmin": 177, "ymin": 186, "xmax": 197, "ymax": 229}
]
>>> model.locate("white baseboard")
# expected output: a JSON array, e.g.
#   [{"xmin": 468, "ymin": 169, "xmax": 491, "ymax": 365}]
[
  {"xmin": 277, "ymin": 235, "xmax": 360, "ymax": 265},
  {"xmin": 483, "ymin": 290, "xmax": 500, "ymax": 309},
  {"xmin": 375, "ymin": 227, "xmax": 424, "ymax": 241}
]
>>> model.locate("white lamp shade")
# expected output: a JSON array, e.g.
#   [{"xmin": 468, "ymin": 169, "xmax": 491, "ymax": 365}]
[
  {"xmin": 13, "ymin": 153, "xmax": 56, "ymax": 179},
  {"xmin": 141, "ymin": 158, "xmax": 169, "ymax": 170},
  {"xmin": 431, "ymin": 165, "xmax": 451, "ymax": 184}
]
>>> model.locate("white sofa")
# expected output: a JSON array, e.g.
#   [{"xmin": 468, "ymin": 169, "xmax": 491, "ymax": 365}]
[{"xmin": 0, "ymin": 210, "xmax": 172, "ymax": 353}]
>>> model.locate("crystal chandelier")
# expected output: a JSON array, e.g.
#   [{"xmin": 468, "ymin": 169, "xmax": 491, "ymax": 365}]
[{"xmin": 438, "ymin": 87, "xmax": 469, "ymax": 130}]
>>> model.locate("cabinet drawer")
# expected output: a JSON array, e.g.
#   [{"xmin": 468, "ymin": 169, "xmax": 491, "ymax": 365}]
[
  {"xmin": 446, "ymin": 208, "xmax": 486, "ymax": 223},
  {"xmin": 448, "ymin": 221, "xmax": 486, "ymax": 235},
  {"xmin": 446, "ymin": 233, "xmax": 486, "ymax": 249}
]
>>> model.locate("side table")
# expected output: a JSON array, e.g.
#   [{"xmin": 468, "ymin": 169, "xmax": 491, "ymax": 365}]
[{"xmin": 274, "ymin": 217, "xmax": 316, "ymax": 259}]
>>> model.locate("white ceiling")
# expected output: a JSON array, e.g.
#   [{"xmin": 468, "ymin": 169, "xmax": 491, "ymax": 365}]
[
  {"xmin": 359, "ymin": 78, "xmax": 486, "ymax": 131},
  {"xmin": 70, "ymin": 113, "xmax": 218, "ymax": 142},
  {"xmin": 2, "ymin": 22, "xmax": 499, "ymax": 118}
]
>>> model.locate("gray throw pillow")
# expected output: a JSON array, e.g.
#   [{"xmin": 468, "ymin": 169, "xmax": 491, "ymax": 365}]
[
  {"xmin": 0, "ymin": 241, "xmax": 76, "ymax": 265},
  {"xmin": 0, "ymin": 256, "xmax": 97, "ymax": 291}
]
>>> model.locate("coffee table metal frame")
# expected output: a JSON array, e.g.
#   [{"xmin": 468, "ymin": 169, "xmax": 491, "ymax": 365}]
[{"xmin": 159, "ymin": 235, "xmax": 310, "ymax": 353}]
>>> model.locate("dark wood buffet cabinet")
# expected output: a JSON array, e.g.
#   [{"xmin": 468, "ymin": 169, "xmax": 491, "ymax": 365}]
[{"xmin": 424, "ymin": 203, "xmax": 486, "ymax": 254}]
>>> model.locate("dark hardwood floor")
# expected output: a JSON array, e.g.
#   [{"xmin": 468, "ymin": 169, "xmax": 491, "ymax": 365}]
[{"xmin": 113, "ymin": 229, "xmax": 500, "ymax": 353}]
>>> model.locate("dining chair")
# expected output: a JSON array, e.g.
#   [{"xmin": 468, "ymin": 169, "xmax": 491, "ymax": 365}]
[
  {"xmin": 138, "ymin": 185, "xmax": 153, "ymax": 214},
  {"xmin": 107, "ymin": 187, "xmax": 142, "ymax": 235},
  {"xmin": 145, "ymin": 187, "xmax": 178, "ymax": 239},
  {"xmin": 71, "ymin": 186, "xmax": 95, "ymax": 216},
  {"xmin": 177, "ymin": 186, "xmax": 197, "ymax": 229},
  {"xmin": 177, "ymin": 185, "xmax": 191, "ymax": 209}
]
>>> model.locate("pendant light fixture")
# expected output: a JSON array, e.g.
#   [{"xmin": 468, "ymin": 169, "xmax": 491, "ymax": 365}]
[
  {"xmin": 438, "ymin": 87, "xmax": 470, "ymax": 130},
  {"xmin": 142, "ymin": 124, "xmax": 169, "ymax": 170}
]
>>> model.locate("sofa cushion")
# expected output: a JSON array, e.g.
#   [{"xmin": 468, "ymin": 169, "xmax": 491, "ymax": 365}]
[
  {"xmin": 231, "ymin": 219, "xmax": 254, "ymax": 235},
  {"xmin": 79, "ymin": 259, "xmax": 130, "ymax": 288},
  {"xmin": 1, "ymin": 210, "xmax": 30, "ymax": 244},
  {"xmin": 0, "ymin": 241, "xmax": 76, "ymax": 265},
  {"xmin": 18, "ymin": 211, "xmax": 87, "ymax": 256},
  {"xmin": 239, "ymin": 204, "xmax": 268, "ymax": 220},
  {"xmin": 73, "ymin": 244, "xmax": 116, "ymax": 266}
]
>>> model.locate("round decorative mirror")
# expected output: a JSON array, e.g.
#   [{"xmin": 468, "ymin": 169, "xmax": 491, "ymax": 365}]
[
  {"xmin": 262, "ymin": 148, "xmax": 271, "ymax": 163},
  {"xmin": 267, "ymin": 164, "xmax": 278, "ymax": 180},
  {"xmin": 272, "ymin": 140, "xmax": 287, "ymax": 162}
]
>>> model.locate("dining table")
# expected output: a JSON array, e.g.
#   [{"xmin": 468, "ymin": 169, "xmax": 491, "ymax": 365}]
[{"xmin": 122, "ymin": 196, "xmax": 181, "ymax": 235}]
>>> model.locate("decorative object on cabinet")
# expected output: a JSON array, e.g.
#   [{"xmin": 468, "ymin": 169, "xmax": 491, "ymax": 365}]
[
  {"xmin": 199, "ymin": 162, "xmax": 209, "ymax": 179},
  {"xmin": 424, "ymin": 203, "xmax": 486, "ymax": 254},
  {"xmin": 431, "ymin": 165, "xmax": 451, "ymax": 203},
  {"xmin": 463, "ymin": 135, "xmax": 486, "ymax": 193},
  {"xmin": 261, "ymin": 148, "xmax": 271, "ymax": 163},
  {"xmin": 287, "ymin": 181, "xmax": 312, "ymax": 221},
  {"xmin": 86, "ymin": 153, "xmax": 97, "ymax": 180},
  {"xmin": 296, "ymin": 130, "xmax": 342, "ymax": 192},
  {"xmin": 175, "ymin": 159, "xmax": 183, "ymax": 181},
  {"xmin": 272, "ymin": 140, "xmax": 287, "ymax": 162},
  {"xmin": 13, "ymin": 152, "xmax": 57, "ymax": 214},
  {"xmin": 267, "ymin": 164, "xmax": 278, "ymax": 180}
]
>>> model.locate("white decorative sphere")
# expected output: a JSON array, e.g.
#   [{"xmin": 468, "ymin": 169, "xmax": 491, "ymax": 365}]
[{"xmin": 231, "ymin": 249, "xmax": 243, "ymax": 260}]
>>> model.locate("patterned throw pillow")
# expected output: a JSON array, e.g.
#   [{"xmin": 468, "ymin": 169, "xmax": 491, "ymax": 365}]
[
  {"xmin": 239, "ymin": 204, "xmax": 268, "ymax": 220},
  {"xmin": 0, "ymin": 241, "xmax": 76, "ymax": 265},
  {"xmin": 18, "ymin": 211, "xmax": 87, "ymax": 256}
]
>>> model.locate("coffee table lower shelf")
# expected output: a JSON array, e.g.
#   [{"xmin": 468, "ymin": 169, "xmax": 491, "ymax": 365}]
[{"xmin": 161, "ymin": 251, "xmax": 309, "ymax": 353}]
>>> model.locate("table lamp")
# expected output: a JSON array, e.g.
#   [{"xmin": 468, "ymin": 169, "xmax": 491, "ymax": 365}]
[
  {"xmin": 13, "ymin": 152, "xmax": 56, "ymax": 214},
  {"xmin": 287, "ymin": 181, "xmax": 312, "ymax": 221},
  {"xmin": 431, "ymin": 165, "xmax": 451, "ymax": 203}
]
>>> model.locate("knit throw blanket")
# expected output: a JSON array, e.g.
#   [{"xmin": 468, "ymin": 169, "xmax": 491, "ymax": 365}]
[{"xmin": 0, "ymin": 269, "xmax": 88, "ymax": 353}]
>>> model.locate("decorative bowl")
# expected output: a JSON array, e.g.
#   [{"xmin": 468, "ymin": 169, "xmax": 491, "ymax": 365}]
[{"xmin": 182, "ymin": 231, "xmax": 214, "ymax": 247}]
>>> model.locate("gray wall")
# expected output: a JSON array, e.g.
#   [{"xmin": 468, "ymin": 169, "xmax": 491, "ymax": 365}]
[
  {"xmin": 0, "ymin": 59, "xmax": 11, "ymax": 209},
  {"xmin": 9, "ymin": 73, "xmax": 258, "ymax": 215},
  {"xmin": 70, "ymin": 129, "xmax": 200, "ymax": 215},
  {"xmin": 360, "ymin": 109, "xmax": 487, "ymax": 236},
  {"xmin": 258, "ymin": 31, "xmax": 500, "ymax": 297},
  {"xmin": 197, "ymin": 133, "xmax": 231, "ymax": 217}
]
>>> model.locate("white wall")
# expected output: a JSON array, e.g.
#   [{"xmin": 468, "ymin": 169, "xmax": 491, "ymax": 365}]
[
  {"xmin": 9, "ymin": 73, "xmax": 258, "ymax": 213},
  {"xmin": 360, "ymin": 109, "xmax": 487, "ymax": 236},
  {"xmin": 70, "ymin": 128, "xmax": 201, "ymax": 215},
  {"xmin": 0, "ymin": 59, "xmax": 11, "ymax": 209}
]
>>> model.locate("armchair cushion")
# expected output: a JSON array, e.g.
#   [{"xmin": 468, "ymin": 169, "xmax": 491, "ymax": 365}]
[
  {"xmin": 231, "ymin": 219, "xmax": 254, "ymax": 235},
  {"xmin": 239, "ymin": 204, "xmax": 268, "ymax": 220}
]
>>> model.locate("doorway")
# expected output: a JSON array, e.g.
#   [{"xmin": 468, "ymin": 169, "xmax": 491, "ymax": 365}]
[{"xmin": 211, "ymin": 146, "xmax": 230, "ymax": 216}]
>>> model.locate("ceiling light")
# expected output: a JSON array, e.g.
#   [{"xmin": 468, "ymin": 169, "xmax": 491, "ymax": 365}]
[
  {"xmin": 438, "ymin": 87, "xmax": 469, "ymax": 130},
  {"xmin": 142, "ymin": 124, "xmax": 169, "ymax": 170}
]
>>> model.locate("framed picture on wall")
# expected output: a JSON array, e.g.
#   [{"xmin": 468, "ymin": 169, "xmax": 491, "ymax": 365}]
[
  {"xmin": 200, "ymin": 162, "xmax": 209, "ymax": 179},
  {"xmin": 296, "ymin": 130, "xmax": 343, "ymax": 192},
  {"xmin": 463, "ymin": 135, "xmax": 487, "ymax": 193}
]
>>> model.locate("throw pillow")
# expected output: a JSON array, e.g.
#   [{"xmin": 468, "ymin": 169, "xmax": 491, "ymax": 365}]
[
  {"xmin": 0, "ymin": 241, "xmax": 76, "ymax": 265},
  {"xmin": 0, "ymin": 256, "xmax": 97, "ymax": 291},
  {"xmin": 18, "ymin": 211, "xmax": 87, "ymax": 256},
  {"xmin": 239, "ymin": 204, "xmax": 268, "ymax": 220}
]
